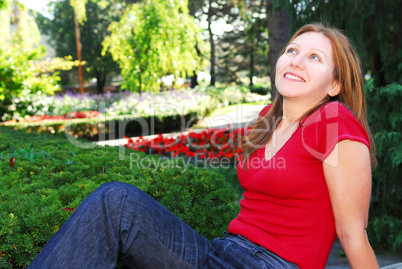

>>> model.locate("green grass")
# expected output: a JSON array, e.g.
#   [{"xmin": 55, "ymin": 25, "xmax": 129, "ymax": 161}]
[
  {"xmin": 0, "ymin": 126, "xmax": 241, "ymax": 268},
  {"xmin": 207, "ymin": 101, "xmax": 269, "ymax": 118}
]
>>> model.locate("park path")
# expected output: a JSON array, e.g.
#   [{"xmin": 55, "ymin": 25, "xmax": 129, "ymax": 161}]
[{"xmin": 95, "ymin": 104, "xmax": 402, "ymax": 268}]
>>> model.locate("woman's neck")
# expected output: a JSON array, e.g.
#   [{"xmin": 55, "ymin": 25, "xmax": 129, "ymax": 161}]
[{"xmin": 281, "ymin": 98, "xmax": 316, "ymax": 128}]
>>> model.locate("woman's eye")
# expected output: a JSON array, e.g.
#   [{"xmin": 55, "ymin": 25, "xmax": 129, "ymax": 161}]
[
  {"xmin": 286, "ymin": 48, "xmax": 297, "ymax": 54},
  {"xmin": 310, "ymin": 54, "xmax": 321, "ymax": 61}
]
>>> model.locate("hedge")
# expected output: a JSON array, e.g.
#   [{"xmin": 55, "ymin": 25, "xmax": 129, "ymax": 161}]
[
  {"xmin": 1, "ymin": 111, "xmax": 199, "ymax": 141},
  {"xmin": 0, "ymin": 127, "xmax": 240, "ymax": 268}
]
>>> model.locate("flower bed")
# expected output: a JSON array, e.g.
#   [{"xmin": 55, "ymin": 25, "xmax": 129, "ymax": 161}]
[
  {"xmin": 2, "ymin": 89, "xmax": 216, "ymax": 122},
  {"xmin": 125, "ymin": 126, "xmax": 252, "ymax": 166}
]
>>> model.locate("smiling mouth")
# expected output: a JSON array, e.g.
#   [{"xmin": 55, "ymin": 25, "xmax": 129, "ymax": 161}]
[{"xmin": 284, "ymin": 73, "xmax": 305, "ymax": 82}]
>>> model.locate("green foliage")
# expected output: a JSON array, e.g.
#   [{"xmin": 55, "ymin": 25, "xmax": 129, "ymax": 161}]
[
  {"xmin": 36, "ymin": 0, "xmax": 122, "ymax": 93},
  {"xmin": 0, "ymin": 2, "xmax": 9, "ymax": 44},
  {"xmin": 0, "ymin": 1, "xmax": 59, "ymax": 100},
  {"xmin": 0, "ymin": 0, "xmax": 6, "ymax": 10},
  {"xmin": 365, "ymin": 81, "xmax": 402, "ymax": 250},
  {"xmin": 70, "ymin": 0, "xmax": 89, "ymax": 24},
  {"xmin": 0, "ymin": 127, "xmax": 240, "ymax": 267},
  {"xmin": 287, "ymin": 0, "xmax": 402, "ymax": 86},
  {"xmin": 197, "ymin": 85, "xmax": 251, "ymax": 106},
  {"xmin": 249, "ymin": 82, "xmax": 271, "ymax": 96},
  {"xmin": 0, "ymin": 46, "xmax": 64, "ymax": 126},
  {"xmin": 206, "ymin": 166, "xmax": 243, "ymax": 201},
  {"xmin": 0, "ymin": 46, "xmax": 79, "ymax": 118},
  {"xmin": 367, "ymin": 214, "xmax": 402, "ymax": 252},
  {"xmin": 217, "ymin": 1, "xmax": 269, "ymax": 85},
  {"xmin": 103, "ymin": 0, "xmax": 204, "ymax": 93},
  {"xmin": 2, "ymin": 111, "xmax": 200, "ymax": 141},
  {"xmin": 0, "ymin": 143, "xmax": 50, "ymax": 162},
  {"xmin": 188, "ymin": 0, "xmax": 236, "ymax": 87},
  {"xmin": 9, "ymin": 1, "xmax": 41, "ymax": 48},
  {"xmin": 0, "ymin": 0, "xmax": 78, "ymax": 121}
]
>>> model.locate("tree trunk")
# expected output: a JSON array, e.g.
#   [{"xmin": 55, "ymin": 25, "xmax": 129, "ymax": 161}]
[
  {"xmin": 95, "ymin": 67, "xmax": 106, "ymax": 94},
  {"xmin": 374, "ymin": 51, "xmax": 386, "ymax": 86},
  {"xmin": 266, "ymin": 0, "xmax": 290, "ymax": 100},
  {"xmin": 138, "ymin": 73, "xmax": 142, "ymax": 96},
  {"xmin": 191, "ymin": 71, "xmax": 198, "ymax": 88},
  {"xmin": 249, "ymin": 45, "xmax": 255, "ymax": 87},
  {"xmin": 207, "ymin": 0, "xmax": 216, "ymax": 87},
  {"xmin": 73, "ymin": 10, "xmax": 84, "ymax": 95},
  {"xmin": 190, "ymin": 41, "xmax": 202, "ymax": 88}
]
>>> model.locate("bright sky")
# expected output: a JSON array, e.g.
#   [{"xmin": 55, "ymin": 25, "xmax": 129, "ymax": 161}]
[
  {"xmin": 15, "ymin": 0, "xmax": 230, "ymax": 35},
  {"xmin": 17, "ymin": 0, "xmax": 52, "ymax": 18},
  {"xmin": 17, "ymin": 0, "xmax": 50, "ymax": 12}
]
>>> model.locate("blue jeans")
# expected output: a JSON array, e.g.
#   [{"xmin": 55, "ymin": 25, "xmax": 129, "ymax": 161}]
[{"xmin": 29, "ymin": 182, "xmax": 299, "ymax": 269}]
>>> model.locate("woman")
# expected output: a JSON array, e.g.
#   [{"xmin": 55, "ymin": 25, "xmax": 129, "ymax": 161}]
[{"xmin": 29, "ymin": 23, "xmax": 379, "ymax": 269}]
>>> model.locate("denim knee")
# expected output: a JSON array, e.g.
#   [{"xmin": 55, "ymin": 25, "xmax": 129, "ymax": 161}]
[
  {"xmin": 100, "ymin": 181, "xmax": 153, "ymax": 207},
  {"xmin": 96, "ymin": 182, "xmax": 140, "ymax": 199},
  {"xmin": 97, "ymin": 181, "xmax": 135, "ymax": 193}
]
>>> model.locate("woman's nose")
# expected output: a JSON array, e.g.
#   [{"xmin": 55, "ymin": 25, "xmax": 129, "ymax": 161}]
[{"xmin": 290, "ymin": 54, "xmax": 305, "ymax": 69}]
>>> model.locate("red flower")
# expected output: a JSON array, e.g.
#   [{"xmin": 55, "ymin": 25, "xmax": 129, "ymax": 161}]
[
  {"xmin": 9, "ymin": 157, "xmax": 15, "ymax": 167},
  {"xmin": 124, "ymin": 126, "xmax": 247, "ymax": 164},
  {"xmin": 61, "ymin": 207, "xmax": 75, "ymax": 213},
  {"xmin": 226, "ymin": 153, "xmax": 235, "ymax": 158}
]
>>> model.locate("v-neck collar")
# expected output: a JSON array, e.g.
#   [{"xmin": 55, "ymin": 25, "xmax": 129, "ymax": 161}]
[{"xmin": 262, "ymin": 125, "xmax": 301, "ymax": 162}]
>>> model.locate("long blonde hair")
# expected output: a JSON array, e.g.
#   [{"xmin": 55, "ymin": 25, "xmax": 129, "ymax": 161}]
[{"xmin": 242, "ymin": 22, "xmax": 377, "ymax": 168}]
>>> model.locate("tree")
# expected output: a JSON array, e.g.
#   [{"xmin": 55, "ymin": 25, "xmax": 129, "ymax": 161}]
[
  {"xmin": 72, "ymin": 2, "xmax": 85, "ymax": 94},
  {"xmin": 286, "ymin": 0, "xmax": 402, "ymax": 87},
  {"xmin": 360, "ymin": 0, "xmax": 402, "ymax": 86},
  {"xmin": 189, "ymin": 0, "xmax": 237, "ymax": 87},
  {"xmin": 36, "ymin": 0, "xmax": 123, "ymax": 94},
  {"xmin": 217, "ymin": 0, "xmax": 269, "ymax": 86},
  {"xmin": 188, "ymin": 0, "xmax": 205, "ymax": 88},
  {"xmin": 0, "ymin": 0, "xmax": 77, "ymax": 119},
  {"xmin": 265, "ymin": 0, "xmax": 290, "ymax": 99},
  {"xmin": 103, "ymin": 0, "xmax": 204, "ymax": 93}
]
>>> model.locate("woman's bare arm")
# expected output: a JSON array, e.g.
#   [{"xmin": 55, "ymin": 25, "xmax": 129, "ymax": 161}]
[{"xmin": 323, "ymin": 139, "xmax": 379, "ymax": 269}]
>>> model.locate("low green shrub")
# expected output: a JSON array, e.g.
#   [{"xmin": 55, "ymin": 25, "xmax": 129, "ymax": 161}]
[
  {"xmin": 2, "ymin": 111, "xmax": 199, "ymax": 141},
  {"xmin": 249, "ymin": 86, "xmax": 270, "ymax": 96},
  {"xmin": 0, "ymin": 127, "xmax": 240, "ymax": 268}
]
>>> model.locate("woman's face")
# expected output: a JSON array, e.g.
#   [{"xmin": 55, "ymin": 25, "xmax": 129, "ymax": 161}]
[{"xmin": 275, "ymin": 32, "xmax": 339, "ymax": 105}]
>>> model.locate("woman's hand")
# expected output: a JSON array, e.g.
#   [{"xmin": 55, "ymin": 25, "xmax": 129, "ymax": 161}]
[{"xmin": 323, "ymin": 139, "xmax": 379, "ymax": 269}]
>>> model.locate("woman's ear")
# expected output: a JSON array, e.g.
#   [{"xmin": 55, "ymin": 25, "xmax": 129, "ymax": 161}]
[{"xmin": 328, "ymin": 81, "xmax": 341, "ymax": 97}]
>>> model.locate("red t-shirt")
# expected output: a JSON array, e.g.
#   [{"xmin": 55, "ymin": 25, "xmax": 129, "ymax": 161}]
[{"xmin": 228, "ymin": 102, "xmax": 370, "ymax": 269}]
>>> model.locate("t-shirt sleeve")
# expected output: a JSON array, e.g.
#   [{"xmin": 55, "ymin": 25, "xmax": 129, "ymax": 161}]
[{"xmin": 301, "ymin": 102, "xmax": 370, "ymax": 161}]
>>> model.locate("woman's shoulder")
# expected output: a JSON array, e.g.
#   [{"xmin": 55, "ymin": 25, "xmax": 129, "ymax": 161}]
[
  {"xmin": 304, "ymin": 101, "xmax": 358, "ymax": 126},
  {"xmin": 301, "ymin": 102, "xmax": 370, "ymax": 160},
  {"xmin": 320, "ymin": 101, "xmax": 355, "ymax": 119}
]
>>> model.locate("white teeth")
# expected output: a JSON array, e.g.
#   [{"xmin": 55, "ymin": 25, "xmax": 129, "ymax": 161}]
[{"xmin": 285, "ymin": 73, "xmax": 304, "ymax": 82}]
